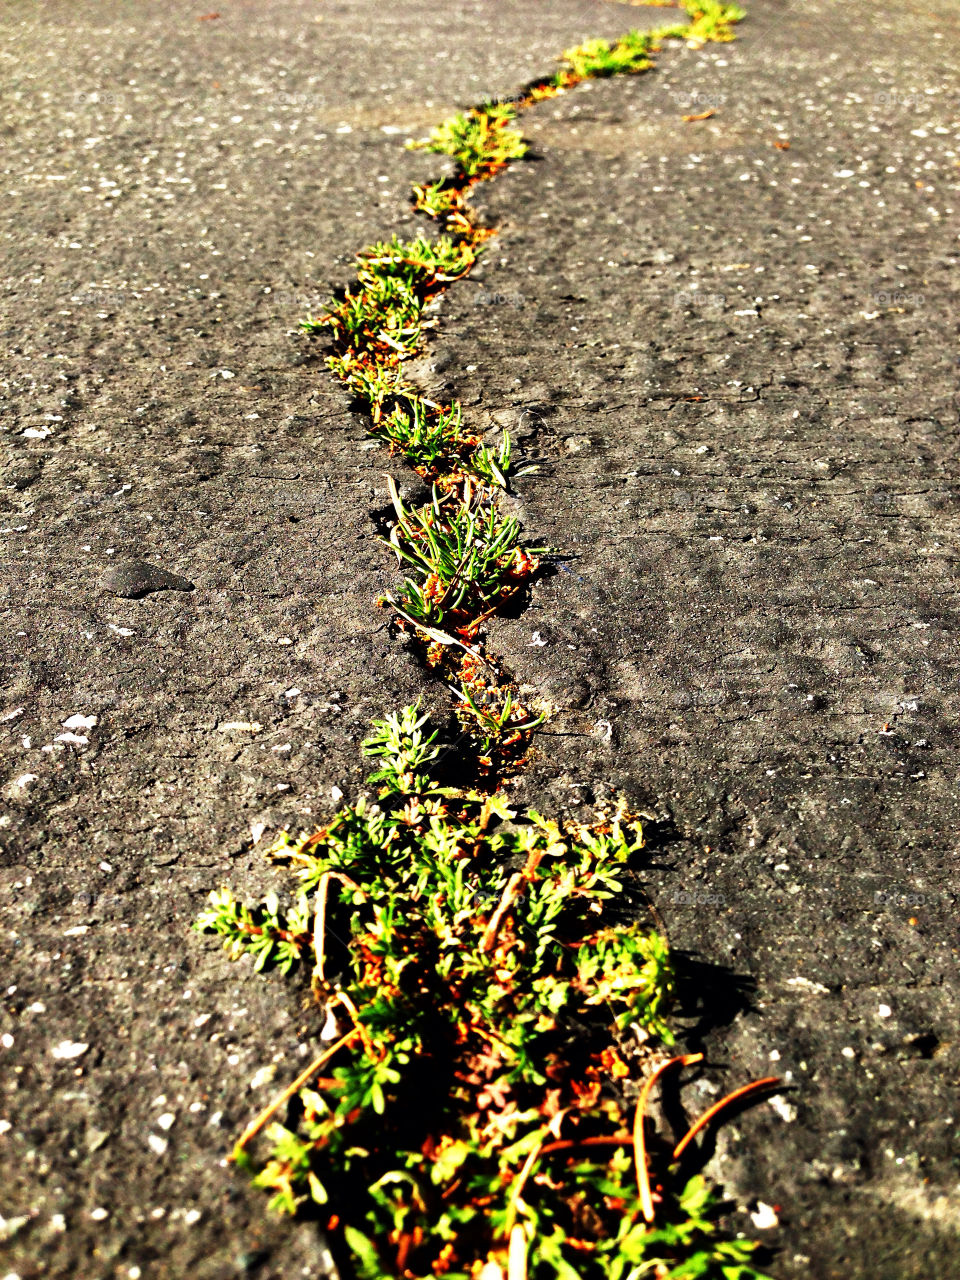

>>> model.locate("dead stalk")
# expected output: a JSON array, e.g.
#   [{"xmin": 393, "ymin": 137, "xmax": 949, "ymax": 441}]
[
  {"xmin": 313, "ymin": 870, "xmax": 363, "ymax": 985},
  {"xmin": 634, "ymin": 1053, "xmax": 704, "ymax": 1222},
  {"xmin": 480, "ymin": 846, "xmax": 545, "ymax": 953},
  {"xmin": 232, "ymin": 1029, "xmax": 359, "ymax": 1156},
  {"xmin": 672, "ymin": 1076, "xmax": 782, "ymax": 1160}
]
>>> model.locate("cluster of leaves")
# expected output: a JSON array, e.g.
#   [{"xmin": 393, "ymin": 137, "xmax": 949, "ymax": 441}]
[
  {"xmin": 304, "ymin": 235, "xmax": 474, "ymax": 357},
  {"xmin": 559, "ymin": 29, "xmax": 661, "ymax": 81},
  {"xmin": 380, "ymin": 399, "xmax": 472, "ymax": 472},
  {"xmin": 682, "ymin": 1, "xmax": 746, "ymax": 44},
  {"xmin": 408, "ymin": 101, "xmax": 528, "ymax": 180},
  {"xmin": 197, "ymin": 706, "xmax": 773, "ymax": 1280},
  {"xmin": 196, "ymin": 887, "xmax": 311, "ymax": 974},
  {"xmin": 380, "ymin": 482, "xmax": 541, "ymax": 637},
  {"xmin": 453, "ymin": 679, "xmax": 545, "ymax": 760}
]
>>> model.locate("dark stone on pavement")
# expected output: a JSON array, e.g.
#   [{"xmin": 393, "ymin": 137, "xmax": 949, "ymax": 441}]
[{"xmin": 101, "ymin": 559, "xmax": 195, "ymax": 598}]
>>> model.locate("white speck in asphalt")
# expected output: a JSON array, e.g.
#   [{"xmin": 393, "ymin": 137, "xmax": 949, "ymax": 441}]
[
  {"xmin": 768, "ymin": 1094, "xmax": 797, "ymax": 1123},
  {"xmin": 249, "ymin": 1064, "xmax": 277, "ymax": 1090},
  {"xmin": 62, "ymin": 714, "xmax": 97, "ymax": 731},
  {"xmin": 147, "ymin": 1134, "xmax": 168, "ymax": 1156},
  {"xmin": 750, "ymin": 1202, "xmax": 779, "ymax": 1229},
  {"xmin": 51, "ymin": 1040, "xmax": 89, "ymax": 1060},
  {"xmin": 785, "ymin": 976, "xmax": 830, "ymax": 995}
]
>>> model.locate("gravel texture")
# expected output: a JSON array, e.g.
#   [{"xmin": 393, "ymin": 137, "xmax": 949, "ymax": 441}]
[{"xmin": 1, "ymin": 1, "xmax": 959, "ymax": 1278}]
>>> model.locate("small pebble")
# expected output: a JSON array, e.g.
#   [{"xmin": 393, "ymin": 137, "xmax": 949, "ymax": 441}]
[
  {"xmin": 62, "ymin": 714, "xmax": 97, "ymax": 731},
  {"xmin": 51, "ymin": 1040, "xmax": 88, "ymax": 1060},
  {"xmin": 750, "ymin": 1202, "xmax": 779, "ymax": 1229}
]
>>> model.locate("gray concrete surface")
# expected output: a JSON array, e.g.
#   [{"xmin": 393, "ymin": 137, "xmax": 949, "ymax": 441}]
[{"xmin": 1, "ymin": 1, "xmax": 959, "ymax": 1277}]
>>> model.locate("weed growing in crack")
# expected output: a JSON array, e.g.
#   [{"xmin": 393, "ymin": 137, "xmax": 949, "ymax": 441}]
[
  {"xmin": 468, "ymin": 432, "xmax": 539, "ymax": 490},
  {"xmin": 560, "ymin": 30, "xmax": 660, "ymax": 80},
  {"xmin": 326, "ymin": 353, "xmax": 416, "ymax": 423},
  {"xmin": 356, "ymin": 234, "xmax": 478, "ymax": 286},
  {"xmin": 408, "ymin": 104, "xmax": 528, "ymax": 180},
  {"xmin": 411, "ymin": 179, "xmax": 466, "ymax": 224},
  {"xmin": 379, "ymin": 481, "xmax": 541, "ymax": 637},
  {"xmin": 682, "ymin": 1, "xmax": 746, "ymax": 43},
  {"xmin": 197, "ymin": 887, "xmax": 312, "ymax": 974},
  {"xmin": 201, "ymin": 4, "xmax": 781, "ymax": 1277},
  {"xmin": 452, "ymin": 680, "xmax": 546, "ymax": 758},
  {"xmin": 197, "ymin": 707, "xmax": 774, "ymax": 1280},
  {"xmin": 379, "ymin": 400, "xmax": 471, "ymax": 471}
]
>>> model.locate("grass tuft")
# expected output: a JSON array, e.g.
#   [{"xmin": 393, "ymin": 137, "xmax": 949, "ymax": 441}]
[
  {"xmin": 408, "ymin": 104, "xmax": 528, "ymax": 180},
  {"xmin": 380, "ymin": 483, "xmax": 541, "ymax": 636}
]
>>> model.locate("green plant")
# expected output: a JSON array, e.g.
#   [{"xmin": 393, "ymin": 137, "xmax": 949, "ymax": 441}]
[
  {"xmin": 411, "ymin": 180, "xmax": 462, "ymax": 220},
  {"xmin": 683, "ymin": 0, "xmax": 746, "ymax": 42},
  {"xmin": 561, "ymin": 31, "xmax": 657, "ymax": 80},
  {"xmin": 304, "ymin": 276, "xmax": 426, "ymax": 356},
  {"xmin": 409, "ymin": 104, "xmax": 528, "ymax": 180},
  {"xmin": 380, "ymin": 482, "xmax": 540, "ymax": 634},
  {"xmin": 379, "ymin": 398, "xmax": 468, "ymax": 469},
  {"xmin": 326, "ymin": 352, "xmax": 415, "ymax": 420},
  {"xmin": 198, "ymin": 707, "xmax": 774, "ymax": 1279},
  {"xmin": 196, "ymin": 887, "xmax": 312, "ymax": 974},
  {"xmin": 453, "ymin": 680, "xmax": 545, "ymax": 756},
  {"xmin": 362, "ymin": 700, "xmax": 443, "ymax": 795},
  {"xmin": 356, "ymin": 233, "xmax": 477, "ymax": 285},
  {"xmin": 468, "ymin": 431, "xmax": 538, "ymax": 489}
]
